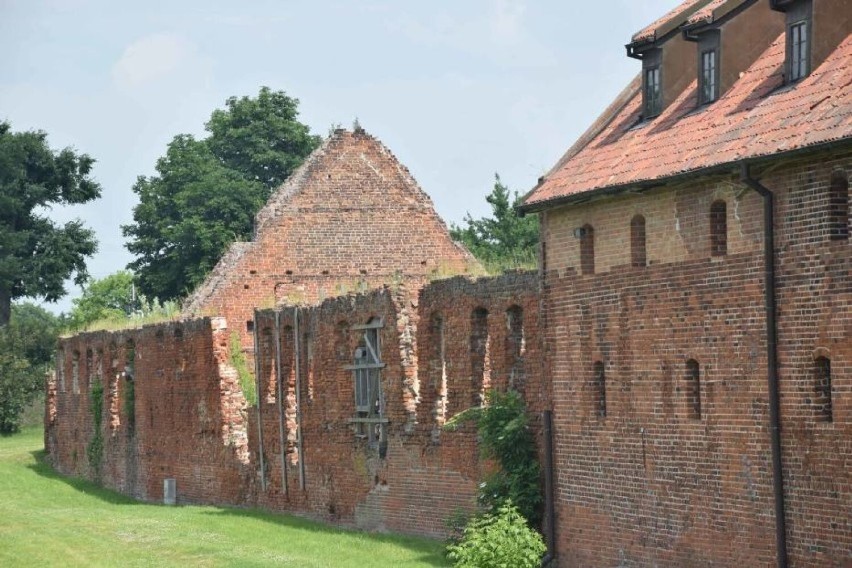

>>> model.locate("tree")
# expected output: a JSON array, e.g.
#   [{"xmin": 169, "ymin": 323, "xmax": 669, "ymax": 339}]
[
  {"xmin": 450, "ymin": 174, "xmax": 539, "ymax": 271},
  {"xmin": 67, "ymin": 270, "xmax": 137, "ymax": 331},
  {"xmin": 0, "ymin": 303, "xmax": 60, "ymax": 433},
  {"xmin": 0, "ymin": 121, "xmax": 101, "ymax": 326},
  {"xmin": 123, "ymin": 87, "xmax": 321, "ymax": 301}
]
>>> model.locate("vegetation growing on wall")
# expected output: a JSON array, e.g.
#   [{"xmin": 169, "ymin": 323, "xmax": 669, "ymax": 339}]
[
  {"xmin": 230, "ymin": 332, "xmax": 256, "ymax": 405},
  {"xmin": 444, "ymin": 389, "xmax": 542, "ymax": 525},
  {"xmin": 86, "ymin": 381, "xmax": 104, "ymax": 478}
]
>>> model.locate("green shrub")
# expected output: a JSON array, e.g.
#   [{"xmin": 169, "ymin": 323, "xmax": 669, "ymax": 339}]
[
  {"xmin": 447, "ymin": 502, "xmax": 546, "ymax": 568},
  {"xmin": 86, "ymin": 382, "xmax": 104, "ymax": 477},
  {"xmin": 444, "ymin": 390, "xmax": 542, "ymax": 525}
]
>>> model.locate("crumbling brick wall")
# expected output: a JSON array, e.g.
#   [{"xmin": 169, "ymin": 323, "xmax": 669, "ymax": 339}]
[
  {"xmin": 247, "ymin": 272, "xmax": 544, "ymax": 536},
  {"xmin": 183, "ymin": 128, "xmax": 478, "ymax": 349},
  {"xmin": 47, "ymin": 273, "xmax": 545, "ymax": 539},
  {"xmin": 539, "ymin": 151, "xmax": 851, "ymax": 566},
  {"xmin": 46, "ymin": 318, "xmax": 250, "ymax": 505}
]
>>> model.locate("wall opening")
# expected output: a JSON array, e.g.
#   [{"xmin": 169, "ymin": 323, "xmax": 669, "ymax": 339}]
[
  {"xmin": 85, "ymin": 348, "xmax": 93, "ymax": 392},
  {"xmin": 57, "ymin": 349, "xmax": 66, "ymax": 393},
  {"xmin": 813, "ymin": 355, "xmax": 832, "ymax": 422},
  {"xmin": 108, "ymin": 343, "xmax": 120, "ymax": 430},
  {"xmin": 72, "ymin": 351, "xmax": 80, "ymax": 395},
  {"xmin": 828, "ymin": 169, "xmax": 849, "ymax": 240},
  {"xmin": 580, "ymin": 224, "xmax": 595, "ymax": 275},
  {"xmin": 593, "ymin": 361, "xmax": 606, "ymax": 418},
  {"xmin": 710, "ymin": 200, "xmax": 727, "ymax": 256},
  {"xmin": 505, "ymin": 305, "xmax": 525, "ymax": 389},
  {"xmin": 304, "ymin": 332, "xmax": 314, "ymax": 402},
  {"xmin": 630, "ymin": 215, "xmax": 647, "ymax": 268},
  {"xmin": 262, "ymin": 328, "xmax": 275, "ymax": 404},
  {"xmin": 470, "ymin": 308, "xmax": 490, "ymax": 407},
  {"xmin": 430, "ymin": 314, "xmax": 448, "ymax": 431},
  {"xmin": 685, "ymin": 359, "xmax": 701, "ymax": 420},
  {"xmin": 351, "ymin": 317, "xmax": 386, "ymax": 452}
]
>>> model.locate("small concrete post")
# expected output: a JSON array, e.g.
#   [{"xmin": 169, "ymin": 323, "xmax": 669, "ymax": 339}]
[{"xmin": 163, "ymin": 478, "xmax": 176, "ymax": 505}]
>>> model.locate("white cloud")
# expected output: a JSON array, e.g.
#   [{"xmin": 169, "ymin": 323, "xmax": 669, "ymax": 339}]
[{"xmin": 112, "ymin": 33, "xmax": 202, "ymax": 90}]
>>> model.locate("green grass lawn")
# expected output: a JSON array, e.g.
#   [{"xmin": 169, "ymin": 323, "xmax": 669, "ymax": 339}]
[{"xmin": 0, "ymin": 427, "xmax": 449, "ymax": 567}]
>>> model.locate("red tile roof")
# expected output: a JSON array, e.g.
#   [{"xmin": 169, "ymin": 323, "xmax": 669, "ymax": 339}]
[
  {"xmin": 631, "ymin": 0, "xmax": 711, "ymax": 43},
  {"xmin": 686, "ymin": 0, "xmax": 733, "ymax": 25},
  {"xmin": 523, "ymin": 33, "xmax": 852, "ymax": 210}
]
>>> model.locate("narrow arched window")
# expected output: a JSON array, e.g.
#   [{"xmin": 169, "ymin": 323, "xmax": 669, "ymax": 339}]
[
  {"xmin": 470, "ymin": 308, "xmax": 490, "ymax": 407},
  {"xmin": 72, "ymin": 351, "xmax": 80, "ymax": 395},
  {"xmin": 814, "ymin": 356, "xmax": 832, "ymax": 422},
  {"xmin": 593, "ymin": 361, "xmax": 606, "ymax": 418},
  {"xmin": 710, "ymin": 200, "xmax": 727, "ymax": 256},
  {"xmin": 828, "ymin": 170, "xmax": 849, "ymax": 240},
  {"xmin": 261, "ymin": 328, "xmax": 275, "ymax": 404},
  {"xmin": 580, "ymin": 224, "xmax": 595, "ymax": 275},
  {"xmin": 631, "ymin": 215, "xmax": 647, "ymax": 268},
  {"xmin": 685, "ymin": 359, "xmax": 701, "ymax": 419},
  {"xmin": 506, "ymin": 306, "xmax": 525, "ymax": 389}
]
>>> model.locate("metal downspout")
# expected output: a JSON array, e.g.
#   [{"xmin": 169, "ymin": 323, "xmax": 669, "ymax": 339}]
[
  {"xmin": 252, "ymin": 310, "xmax": 267, "ymax": 491},
  {"xmin": 274, "ymin": 310, "xmax": 289, "ymax": 496},
  {"xmin": 740, "ymin": 163, "xmax": 788, "ymax": 568}
]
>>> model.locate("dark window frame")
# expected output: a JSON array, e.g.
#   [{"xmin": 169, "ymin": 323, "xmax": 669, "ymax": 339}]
[
  {"xmin": 697, "ymin": 30, "xmax": 720, "ymax": 105},
  {"xmin": 642, "ymin": 49, "xmax": 663, "ymax": 118},
  {"xmin": 784, "ymin": 0, "xmax": 812, "ymax": 83}
]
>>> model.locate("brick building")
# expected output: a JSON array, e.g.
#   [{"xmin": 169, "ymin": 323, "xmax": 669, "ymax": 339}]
[
  {"xmin": 520, "ymin": 0, "xmax": 851, "ymax": 565},
  {"xmin": 183, "ymin": 127, "xmax": 478, "ymax": 348},
  {"xmin": 46, "ymin": 0, "xmax": 851, "ymax": 566}
]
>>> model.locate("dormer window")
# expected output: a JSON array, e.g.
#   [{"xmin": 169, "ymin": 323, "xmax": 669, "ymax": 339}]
[
  {"xmin": 642, "ymin": 49, "xmax": 662, "ymax": 118},
  {"xmin": 788, "ymin": 19, "xmax": 809, "ymax": 81},
  {"xmin": 774, "ymin": 0, "xmax": 812, "ymax": 83},
  {"xmin": 697, "ymin": 31, "xmax": 720, "ymax": 105}
]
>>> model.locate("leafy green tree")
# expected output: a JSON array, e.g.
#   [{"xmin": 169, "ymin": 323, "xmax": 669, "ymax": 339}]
[
  {"xmin": 68, "ymin": 270, "xmax": 136, "ymax": 331},
  {"xmin": 0, "ymin": 121, "xmax": 101, "ymax": 326},
  {"xmin": 450, "ymin": 174, "xmax": 539, "ymax": 271},
  {"xmin": 207, "ymin": 87, "xmax": 321, "ymax": 198},
  {"xmin": 446, "ymin": 502, "xmax": 546, "ymax": 568},
  {"xmin": 123, "ymin": 87, "xmax": 321, "ymax": 301},
  {"xmin": 0, "ymin": 303, "xmax": 60, "ymax": 433}
]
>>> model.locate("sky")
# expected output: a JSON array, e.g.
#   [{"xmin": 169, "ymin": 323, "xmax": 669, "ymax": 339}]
[{"xmin": 1, "ymin": 0, "xmax": 677, "ymax": 314}]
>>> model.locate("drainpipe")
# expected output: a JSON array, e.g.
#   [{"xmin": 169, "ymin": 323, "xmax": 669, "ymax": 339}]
[
  {"xmin": 740, "ymin": 163, "xmax": 788, "ymax": 568},
  {"xmin": 541, "ymin": 410, "xmax": 556, "ymax": 567}
]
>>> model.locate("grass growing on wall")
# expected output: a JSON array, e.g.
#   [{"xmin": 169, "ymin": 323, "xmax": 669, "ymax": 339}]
[
  {"xmin": 230, "ymin": 332, "xmax": 256, "ymax": 405},
  {"xmin": 0, "ymin": 428, "xmax": 448, "ymax": 567}
]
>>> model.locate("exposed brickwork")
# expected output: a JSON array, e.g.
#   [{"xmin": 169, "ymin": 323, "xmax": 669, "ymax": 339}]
[
  {"xmin": 47, "ymin": 274, "xmax": 544, "ymax": 539},
  {"xmin": 46, "ymin": 318, "xmax": 251, "ymax": 505},
  {"xmin": 183, "ymin": 128, "xmax": 478, "ymax": 349},
  {"xmin": 539, "ymin": 153, "xmax": 851, "ymax": 566}
]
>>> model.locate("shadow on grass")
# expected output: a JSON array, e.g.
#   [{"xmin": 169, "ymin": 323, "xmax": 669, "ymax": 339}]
[
  {"xmin": 27, "ymin": 449, "xmax": 138, "ymax": 505},
  {"xmin": 27, "ymin": 449, "xmax": 448, "ymax": 567},
  {"xmin": 201, "ymin": 507, "xmax": 449, "ymax": 567}
]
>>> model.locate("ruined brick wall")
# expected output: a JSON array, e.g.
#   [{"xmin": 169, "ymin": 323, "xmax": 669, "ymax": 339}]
[
  {"xmin": 540, "ymin": 150, "xmax": 851, "ymax": 566},
  {"xmin": 184, "ymin": 128, "xmax": 477, "ymax": 349},
  {"xmin": 47, "ymin": 273, "xmax": 545, "ymax": 539},
  {"xmin": 247, "ymin": 272, "xmax": 543, "ymax": 537},
  {"xmin": 46, "ymin": 318, "xmax": 250, "ymax": 506}
]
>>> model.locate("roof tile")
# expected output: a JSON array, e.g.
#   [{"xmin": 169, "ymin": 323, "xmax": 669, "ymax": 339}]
[{"xmin": 524, "ymin": 33, "xmax": 852, "ymax": 209}]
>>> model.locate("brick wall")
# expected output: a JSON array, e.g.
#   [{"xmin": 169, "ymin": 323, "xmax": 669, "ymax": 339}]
[
  {"xmin": 183, "ymin": 128, "xmax": 477, "ymax": 349},
  {"xmin": 46, "ymin": 318, "xmax": 250, "ymax": 505},
  {"xmin": 540, "ymin": 150, "xmax": 851, "ymax": 566},
  {"xmin": 47, "ymin": 273, "xmax": 544, "ymax": 539}
]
